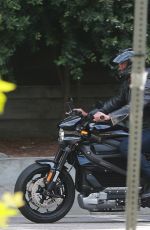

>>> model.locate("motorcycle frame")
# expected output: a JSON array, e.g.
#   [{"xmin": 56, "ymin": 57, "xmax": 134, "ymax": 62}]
[{"xmin": 36, "ymin": 136, "xmax": 128, "ymax": 194}]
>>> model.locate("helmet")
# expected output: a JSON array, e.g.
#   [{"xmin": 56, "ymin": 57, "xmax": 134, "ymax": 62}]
[
  {"xmin": 113, "ymin": 49, "xmax": 134, "ymax": 64},
  {"xmin": 113, "ymin": 48, "xmax": 134, "ymax": 80}
]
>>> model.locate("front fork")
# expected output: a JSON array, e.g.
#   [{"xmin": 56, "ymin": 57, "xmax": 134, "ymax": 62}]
[{"xmin": 36, "ymin": 145, "xmax": 72, "ymax": 191}]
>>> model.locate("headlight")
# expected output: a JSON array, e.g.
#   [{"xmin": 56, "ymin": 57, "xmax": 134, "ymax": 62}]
[{"xmin": 59, "ymin": 128, "xmax": 64, "ymax": 141}]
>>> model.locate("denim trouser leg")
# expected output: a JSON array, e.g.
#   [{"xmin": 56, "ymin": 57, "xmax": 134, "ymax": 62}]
[{"xmin": 119, "ymin": 128, "xmax": 150, "ymax": 179}]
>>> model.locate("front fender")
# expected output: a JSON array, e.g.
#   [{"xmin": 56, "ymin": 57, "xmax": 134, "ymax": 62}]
[
  {"xmin": 36, "ymin": 159, "xmax": 56, "ymax": 169},
  {"xmin": 35, "ymin": 159, "xmax": 68, "ymax": 171}
]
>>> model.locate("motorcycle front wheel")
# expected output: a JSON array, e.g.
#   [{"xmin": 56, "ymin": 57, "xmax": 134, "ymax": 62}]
[{"xmin": 14, "ymin": 163, "xmax": 75, "ymax": 223}]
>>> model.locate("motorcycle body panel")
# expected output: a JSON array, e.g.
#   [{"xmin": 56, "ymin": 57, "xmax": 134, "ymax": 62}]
[{"xmin": 59, "ymin": 115, "xmax": 81, "ymax": 130}]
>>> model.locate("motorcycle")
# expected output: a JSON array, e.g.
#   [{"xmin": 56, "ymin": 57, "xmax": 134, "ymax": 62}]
[{"xmin": 14, "ymin": 100, "xmax": 150, "ymax": 223}]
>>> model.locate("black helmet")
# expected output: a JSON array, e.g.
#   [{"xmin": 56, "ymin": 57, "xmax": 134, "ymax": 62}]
[{"xmin": 113, "ymin": 48, "xmax": 134, "ymax": 80}]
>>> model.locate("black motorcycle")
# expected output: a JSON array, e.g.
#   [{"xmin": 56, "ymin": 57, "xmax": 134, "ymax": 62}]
[{"xmin": 14, "ymin": 101, "xmax": 149, "ymax": 223}]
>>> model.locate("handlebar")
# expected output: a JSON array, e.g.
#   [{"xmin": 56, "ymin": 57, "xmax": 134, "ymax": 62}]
[{"xmin": 65, "ymin": 98, "xmax": 107, "ymax": 123}]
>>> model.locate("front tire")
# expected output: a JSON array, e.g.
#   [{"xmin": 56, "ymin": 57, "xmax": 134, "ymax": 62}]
[{"xmin": 14, "ymin": 163, "xmax": 75, "ymax": 223}]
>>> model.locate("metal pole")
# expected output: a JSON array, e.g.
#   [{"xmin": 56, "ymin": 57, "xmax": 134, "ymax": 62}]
[{"xmin": 126, "ymin": 0, "xmax": 148, "ymax": 230}]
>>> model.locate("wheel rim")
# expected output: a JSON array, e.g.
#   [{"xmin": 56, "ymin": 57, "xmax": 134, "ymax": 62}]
[{"xmin": 25, "ymin": 172, "xmax": 67, "ymax": 214}]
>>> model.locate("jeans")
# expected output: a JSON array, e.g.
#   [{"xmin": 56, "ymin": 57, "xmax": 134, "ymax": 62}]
[{"xmin": 119, "ymin": 128, "xmax": 150, "ymax": 179}]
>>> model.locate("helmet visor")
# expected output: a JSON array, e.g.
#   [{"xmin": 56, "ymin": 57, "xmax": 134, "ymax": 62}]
[{"xmin": 113, "ymin": 51, "xmax": 134, "ymax": 64}]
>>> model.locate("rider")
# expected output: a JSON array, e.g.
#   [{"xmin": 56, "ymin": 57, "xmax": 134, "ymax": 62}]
[{"xmin": 75, "ymin": 48, "xmax": 150, "ymax": 197}]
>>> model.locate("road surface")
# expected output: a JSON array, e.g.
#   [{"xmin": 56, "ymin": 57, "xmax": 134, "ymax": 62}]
[{"xmin": 7, "ymin": 213, "xmax": 150, "ymax": 230}]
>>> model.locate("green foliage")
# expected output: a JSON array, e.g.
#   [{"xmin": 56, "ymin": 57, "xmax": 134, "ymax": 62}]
[
  {"xmin": 49, "ymin": 0, "xmax": 135, "ymax": 78},
  {"xmin": 0, "ymin": 0, "xmax": 150, "ymax": 80},
  {"xmin": 0, "ymin": 0, "xmax": 30, "ymax": 77}
]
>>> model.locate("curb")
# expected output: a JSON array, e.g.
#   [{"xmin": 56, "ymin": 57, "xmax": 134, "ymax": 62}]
[{"xmin": 0, "ymin": 152, "xmax": 8, "ymax": 158}]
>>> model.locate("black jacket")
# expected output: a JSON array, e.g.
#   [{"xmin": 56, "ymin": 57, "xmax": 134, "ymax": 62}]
[{"xmin": 98, "ymin": 72, "xmax": 150, "ymax": 128}]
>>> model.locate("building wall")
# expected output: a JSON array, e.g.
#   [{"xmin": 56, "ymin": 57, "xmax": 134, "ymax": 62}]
[{"xmin": 0, "ymin": 85, "xmax": 118, "ymax": 138}]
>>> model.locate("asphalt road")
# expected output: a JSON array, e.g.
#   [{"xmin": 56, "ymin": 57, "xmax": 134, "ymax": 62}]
[{"xmin": 7, "ymin": 213, "xmax": 150, "ymax": 230}]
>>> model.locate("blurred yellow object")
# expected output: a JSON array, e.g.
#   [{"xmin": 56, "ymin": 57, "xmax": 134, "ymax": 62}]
[
  {"xmin": 2, "ymin": 192, "xmax": 25, "ymax": 208},
  {"xmin": 0, "ymin": 192, "xmax": 24, "ymax": 228},
  {"xmin": 0, "ymin": 80, "xmax": 16, "ymax": 92},
  {"xmin": 0, "ymin": 92, "xmax": 7, "ymax": 113},
  {"xmin": 0, "ymin": 79, "xmax": 16, "ymax": 113},
  {"xmin": 0, "ymin": 202, "xmax": 18, "ymax": 228}
]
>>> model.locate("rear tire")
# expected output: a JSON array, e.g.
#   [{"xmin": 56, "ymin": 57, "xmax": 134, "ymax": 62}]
[{"xmin": 14, "ymin": 163, "xmax": 75, "ymax": 223}]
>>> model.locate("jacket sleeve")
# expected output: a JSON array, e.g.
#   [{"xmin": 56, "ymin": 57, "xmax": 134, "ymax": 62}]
[
  {"xmin": 99, "ymin": 81, "xmax": 127, "ymax": 114},
  {"xmin": 109, "ymin": 75, "xmax": 150, "ymax": 126},
  {"xmin": 109, "ymin": 104, "xmax": 130, "ymax": 125}
]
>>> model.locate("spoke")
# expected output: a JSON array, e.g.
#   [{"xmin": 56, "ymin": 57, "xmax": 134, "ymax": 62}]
[{"xmin": 28, "ymin": 197, "xmax": 32, "ymax": 203}]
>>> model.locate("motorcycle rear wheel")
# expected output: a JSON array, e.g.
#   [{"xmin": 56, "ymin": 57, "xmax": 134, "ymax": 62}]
[{"xmin": 14, "ymin": 163, "xmax": 75, "ymax": 223}]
